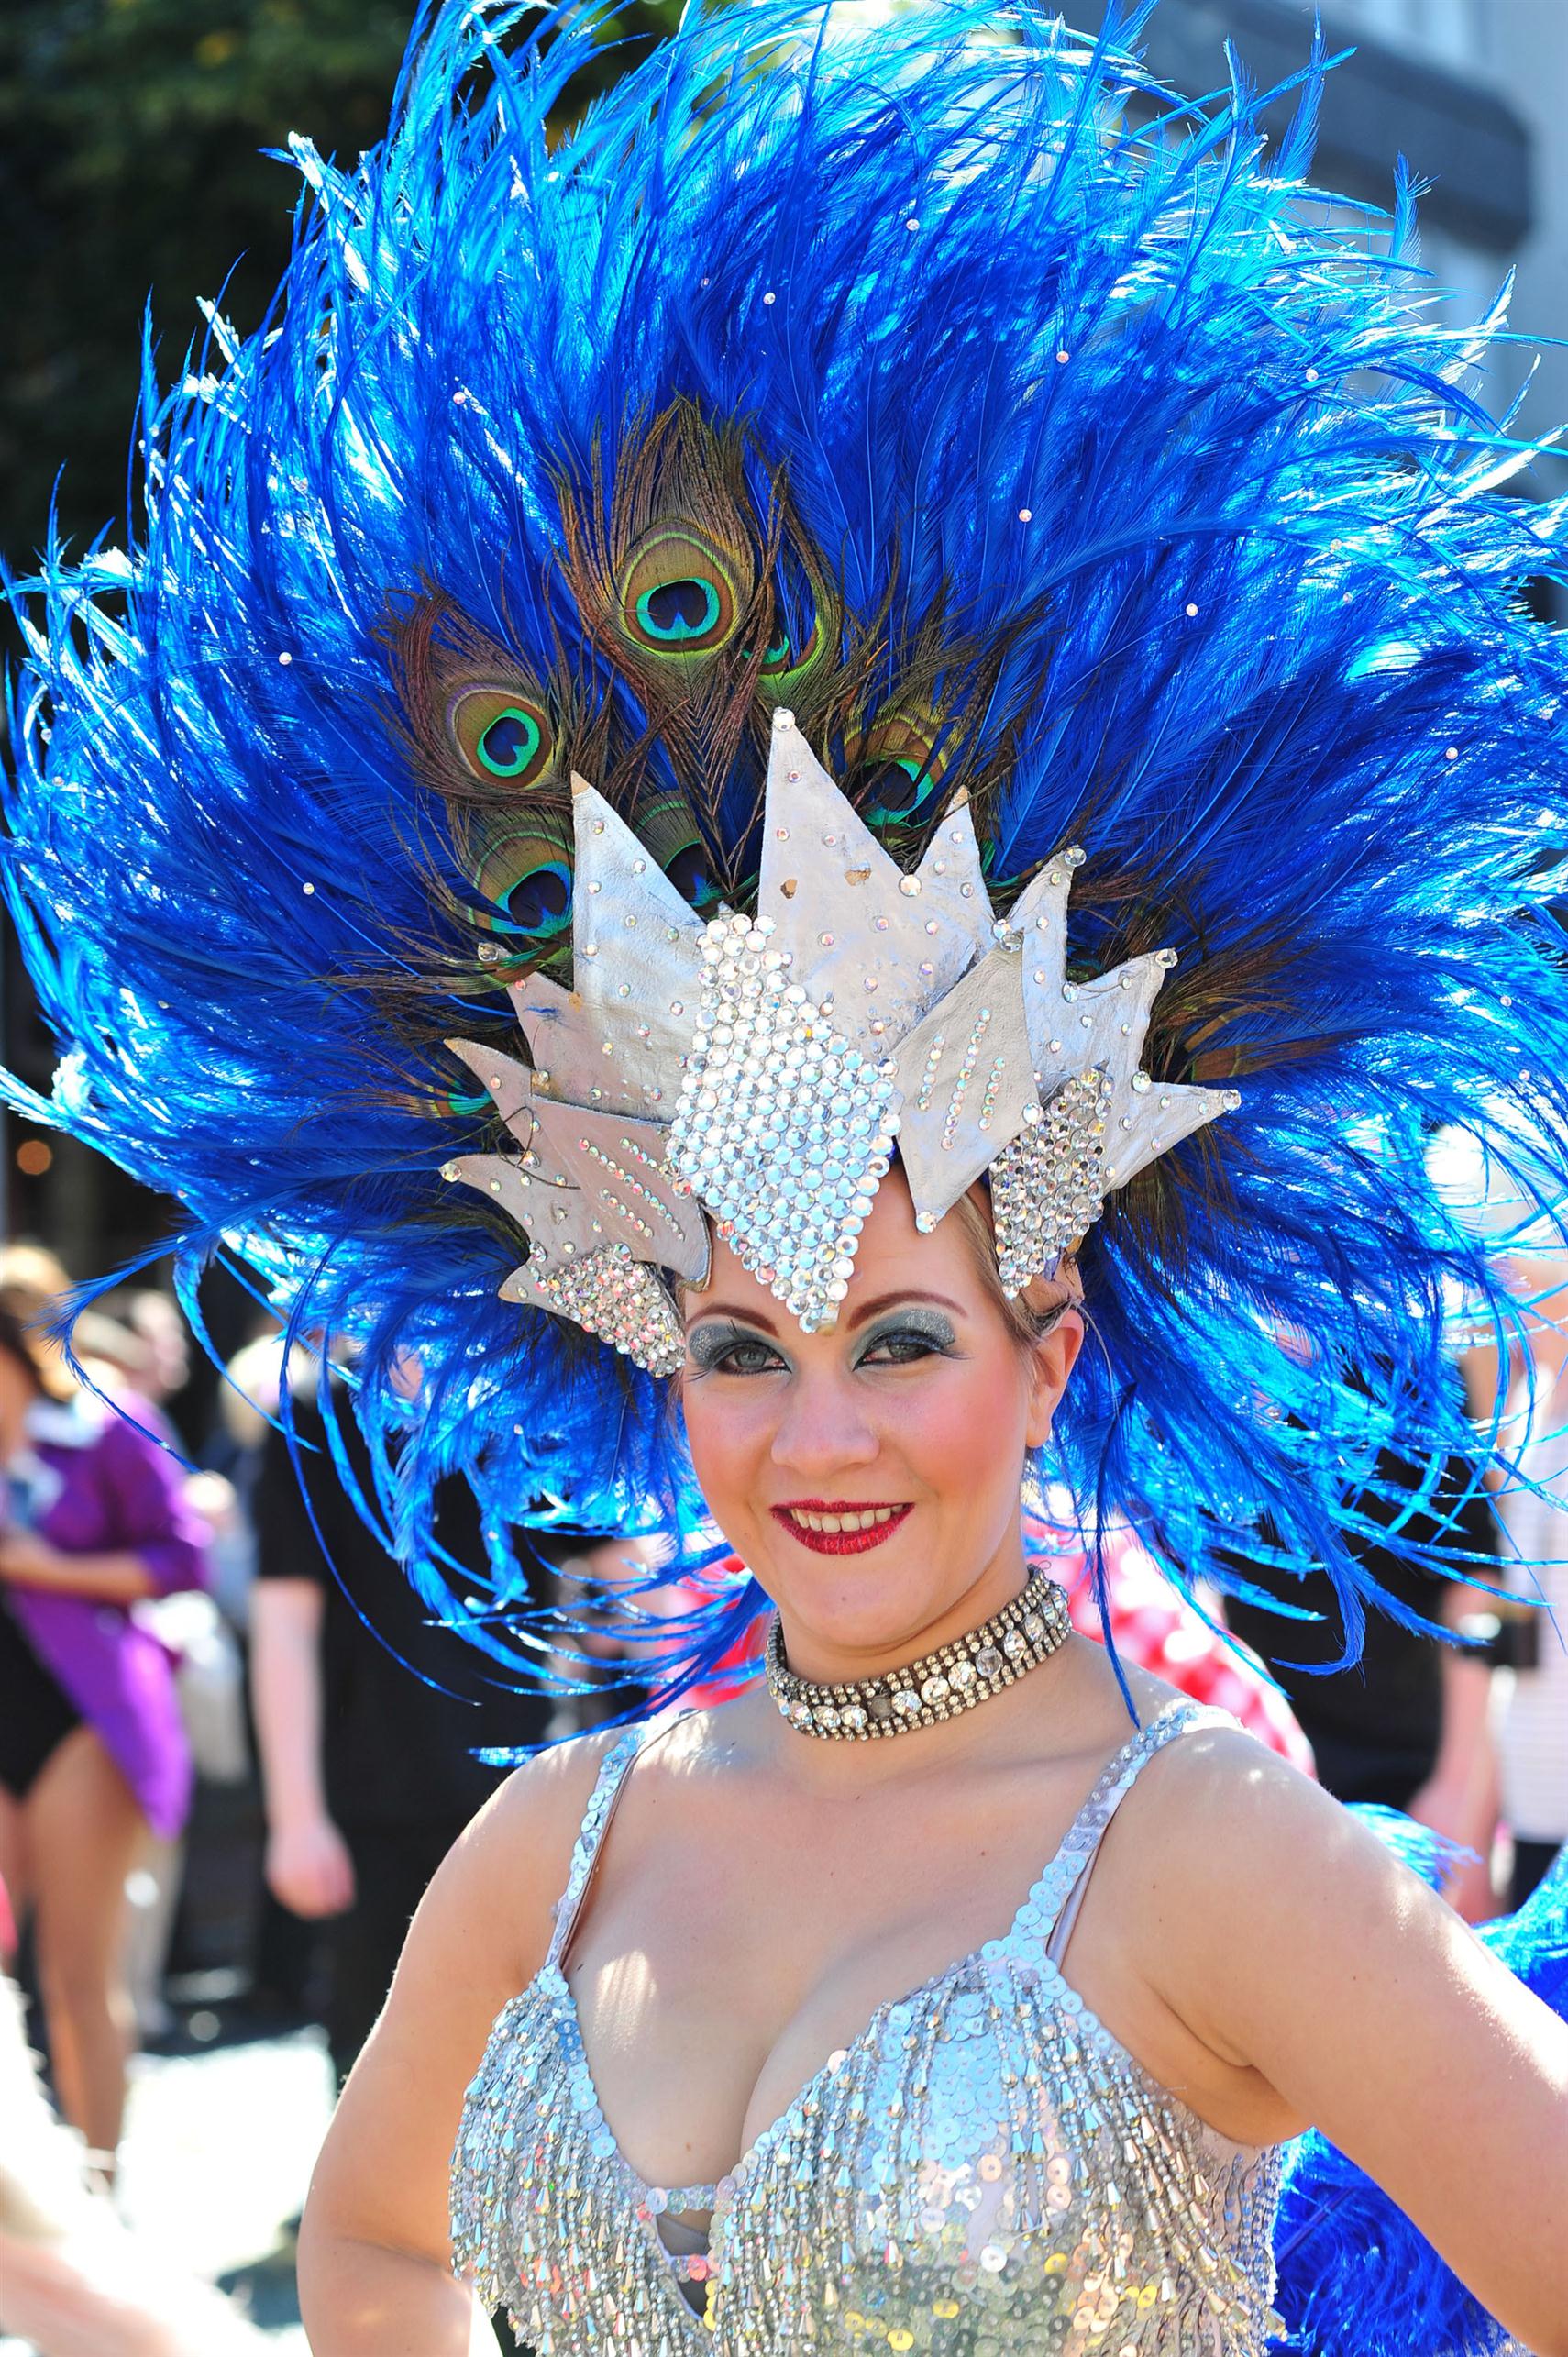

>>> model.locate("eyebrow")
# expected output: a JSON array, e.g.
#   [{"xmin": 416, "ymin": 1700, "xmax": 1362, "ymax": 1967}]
[
  {"xmin": 846, "ymin": 1290, "xmax": 964, "ymax": 1332},
  {"xmin": 684, "ymin": 1290, "xmax": 964, "ymax": 1334},
  {"xmin": 687, "ymin": 1301, "xmax": 782, "ymax": 1333}
]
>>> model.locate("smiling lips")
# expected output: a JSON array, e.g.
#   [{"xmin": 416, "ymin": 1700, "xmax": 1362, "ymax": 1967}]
[{"xmin": 771, "ymin": 1501, "xmax": 913, "ymax": 1555}]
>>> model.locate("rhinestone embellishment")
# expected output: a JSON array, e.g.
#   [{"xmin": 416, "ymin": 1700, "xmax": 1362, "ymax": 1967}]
[
  {"xmin": 765, "ymin": 1570, "xmax": 1071, "ymax": 1741},
  {"xmin": 446, "ymin": 724, "xmax": 1237, "ymax": 1373},
  {"xmin": 990, "ymin": 1068, "xmax": 1115, "ymax": 1296},
  {"xmin": 667, "ymin": 912, "xmax": 899, "ymax": 1333},
  {"xmin": 513, "ymin": 1245, "xmax": 684, "ymax": 1378}
]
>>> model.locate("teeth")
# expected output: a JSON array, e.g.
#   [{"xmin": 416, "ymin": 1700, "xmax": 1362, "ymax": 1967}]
[{"xmin": 787, "ymin": 1506, "xmax": 899, "ymax": 1533}]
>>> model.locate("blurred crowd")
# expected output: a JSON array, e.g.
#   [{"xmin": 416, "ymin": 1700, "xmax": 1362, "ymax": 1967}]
[{"xmin": 0, "ymin": 1237, "xmax": 1562, "ymax": 2353}]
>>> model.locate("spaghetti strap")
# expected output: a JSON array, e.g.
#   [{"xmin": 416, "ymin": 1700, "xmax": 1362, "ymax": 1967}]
[
  {"xmin": 547, "ymin": 1720, "xmax": 683, "ymax": 1971},
  {"xmin": 1010, "ymin": 1697, "xmax": 1235, "ymax": 1967}
]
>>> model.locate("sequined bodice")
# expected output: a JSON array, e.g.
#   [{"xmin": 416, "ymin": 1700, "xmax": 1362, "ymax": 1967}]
[{"xmin": 451, "ymin": 1699, "xmax": 1285, "ymax": 2353}]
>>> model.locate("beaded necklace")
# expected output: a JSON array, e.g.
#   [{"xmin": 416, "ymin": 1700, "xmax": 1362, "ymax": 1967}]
[{"xmin": 764, "ymin": 1568, "xmax": 1070, "ymax": 1740}]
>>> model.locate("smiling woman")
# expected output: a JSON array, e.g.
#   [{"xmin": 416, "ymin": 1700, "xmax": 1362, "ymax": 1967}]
[
  {"xmin": 6, "ymin": 1, "xmax": 1568, "ymax": 2352},
  {"xmin": 679, "ymin": 1171, "xmax": 1079, "ymax": 1676}
]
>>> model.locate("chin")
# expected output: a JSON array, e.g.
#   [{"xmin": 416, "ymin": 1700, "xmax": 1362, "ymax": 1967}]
[{"xmin": 759, "ymin": 1540, "xmax": 953, "ymax": 1656}]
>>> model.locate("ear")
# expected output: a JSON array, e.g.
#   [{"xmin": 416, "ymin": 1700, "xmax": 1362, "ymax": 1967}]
[{"xmin": 1023, "ymin": 1307, "xmax": 1084, "ymax": 1451}]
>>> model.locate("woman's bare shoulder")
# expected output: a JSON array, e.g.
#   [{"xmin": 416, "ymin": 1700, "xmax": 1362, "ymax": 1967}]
[
  {"xmin": 1139, "ymin": 1711, "xmax": 1326, "ymax": 1820},
  {"xmin": 464, "ymin": 1723, "xmax": 629, "ymax": 1854},
  {"xmin": 1121, "ymin": 1708, "xmax": 1334, "ymax": 1865},
  {"xmin": 437, "ymin": 1723, "xmax": 631, "ymax": 1983},
  {"xmin": 1116, "ymin": 1714, "xmax": 1396, "ymax": 1981}
]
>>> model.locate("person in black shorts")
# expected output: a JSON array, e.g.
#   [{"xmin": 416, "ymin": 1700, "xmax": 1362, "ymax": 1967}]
[{"xmin": 0, "ymin": 1605, "xmax": 82, "ymax": 1820}]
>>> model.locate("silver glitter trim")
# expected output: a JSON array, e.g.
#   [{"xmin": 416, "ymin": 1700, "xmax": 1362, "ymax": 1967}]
[
  {"xmin": 450, "ymin": 1699, "xmax": 1288, "ymax": 2353},
  {"xmin": 991, "ymin": 1068, "xmax": 1115, "ymax": 1296},
  {"xmin": 666, "ymin": 911, "xmax": 899, "ymax": 1333},
  {"xmin": 500, "ymin": 1243, "xmax": 684, "ymax": 1378}
]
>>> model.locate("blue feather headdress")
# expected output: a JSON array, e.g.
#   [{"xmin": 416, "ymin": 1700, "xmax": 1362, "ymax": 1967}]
[{"xmin": 6, "ymin": 0, "xmax": 1568, "ymax": 1708}]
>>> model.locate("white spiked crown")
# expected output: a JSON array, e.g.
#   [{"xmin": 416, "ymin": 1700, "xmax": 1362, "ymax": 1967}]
[{"xmin": 442, "ymin": 711, "xmax": 1238, "ymax": 1377}]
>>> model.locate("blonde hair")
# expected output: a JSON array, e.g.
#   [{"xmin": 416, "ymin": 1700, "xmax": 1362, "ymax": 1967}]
[
  {"xmin": 0, "ymin": 1242, "xmax": 79, "ymax": 1402},
  {"xmin": 946, "ymin": 1183, "xmax": 1081, "ymax": 1350}
]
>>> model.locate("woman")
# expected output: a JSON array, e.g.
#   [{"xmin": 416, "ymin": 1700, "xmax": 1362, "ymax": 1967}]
[
  {"xmin": 311, "ymin": 1174, "xmax": 1567, "ymax": 2354},
  {"xmin": 1438, "ymin": 1124, "xmax": 1568, "ymax": 1913},
  {"xmin": 0, "ymin": 1310, "xmax": 210, "ymax": 2169},
  {"xmin": 1495, "ymin": 1390, "xmax": 1568, "ymax": 1909},
  {"xmin": 5, "ymin": 4, "xmax": 1568, "ymax": 2350}
]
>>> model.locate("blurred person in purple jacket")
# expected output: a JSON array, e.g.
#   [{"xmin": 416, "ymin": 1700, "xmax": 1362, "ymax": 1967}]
[{"xmin": 0, "ymin": 1308, "xmax": 209, "ymax": 2174}]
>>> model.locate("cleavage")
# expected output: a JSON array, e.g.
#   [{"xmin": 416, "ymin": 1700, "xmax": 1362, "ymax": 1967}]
[{"xmin": 562, "ymin": 1882, "xmax": 1021, "ymax": 2196}]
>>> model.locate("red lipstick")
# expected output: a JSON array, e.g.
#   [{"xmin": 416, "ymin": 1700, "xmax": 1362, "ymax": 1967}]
[{"xmin": 769, "ymin": 1501, "xmax": 912, "ymax": 1555}]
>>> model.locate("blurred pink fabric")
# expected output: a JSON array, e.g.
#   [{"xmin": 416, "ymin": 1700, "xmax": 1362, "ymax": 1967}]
[{"xmin": 1056, "ymin": 1526, "xmax": 1315, "ymax": 1775}]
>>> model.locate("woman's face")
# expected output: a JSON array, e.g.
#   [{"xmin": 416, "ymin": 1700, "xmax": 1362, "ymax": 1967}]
[{"xmin": 679, "ymin": 1167, "xmax": 1082, "ymax": 1679}]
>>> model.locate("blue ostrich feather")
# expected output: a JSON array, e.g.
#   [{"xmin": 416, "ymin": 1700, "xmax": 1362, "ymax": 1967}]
[
  {"xmin": 1272, "ymin": 1844, "xmax": 1568, "ymax": 2353},
  {"xmin": 5, "ymin": 0, "xmax": 1568, "ymax": 1712}
]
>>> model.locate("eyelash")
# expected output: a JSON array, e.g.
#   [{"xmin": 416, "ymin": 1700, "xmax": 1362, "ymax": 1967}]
[
  {"xmin": 863, "ymin": 1326, "xmax": 950, "ymax": 1367},
  {"xmin": 690, "ymin": 1333, "xmax": 784, "ymax": 1377},
  {"xmin": 689, "ymin": 1323, "xmax": 955, "ymax": 1376}
]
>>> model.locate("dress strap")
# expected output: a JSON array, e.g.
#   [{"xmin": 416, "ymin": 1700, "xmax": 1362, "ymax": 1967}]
[
  {"xmin": 547, "ymin": 1718, "xmax": 678, "ymax": 1971},
  {"xmin": 1014, "ymin": 1697, "xmax": 1233, "ymax": 1964}
]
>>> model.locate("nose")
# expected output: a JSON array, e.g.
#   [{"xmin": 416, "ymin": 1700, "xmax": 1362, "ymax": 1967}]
[{"xmin": 768, "ymin": 1362, "xmax": 879, "ymax": 1481}]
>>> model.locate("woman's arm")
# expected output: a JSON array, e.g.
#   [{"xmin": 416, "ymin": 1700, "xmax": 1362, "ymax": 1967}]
[
  {"xmin": 248, "ymin": 1577, "xmax": 356, "ymax": 1919},
  {"xmin": 0, "ymin": 1414, "xmax": 215, "ymax": 1602},
  {"xmin": 0, "ymin": 1533, "xmax": 159, "ymax": 1602},
  {"xmin": 297, "ymin": 1732, "xmax": 611, "ymax": 2355},
  {"xmin": 1148, "ymin": 1732, "xmax": 1568, "ymax": 2356}
]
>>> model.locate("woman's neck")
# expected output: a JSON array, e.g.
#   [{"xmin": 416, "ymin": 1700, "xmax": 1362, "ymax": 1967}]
[{"xmin": 771, "ymin": 1539, "xmax": 1034, "ymax": 1690}]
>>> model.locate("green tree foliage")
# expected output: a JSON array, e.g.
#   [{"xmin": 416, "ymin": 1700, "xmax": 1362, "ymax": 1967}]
[
  {"xmin": 0, "ymin": 0, "xmax": 681, "ymax": 1262},
  {"xmin": 0, "ymin": 0, "xmax": 682, "ymax": 568}
]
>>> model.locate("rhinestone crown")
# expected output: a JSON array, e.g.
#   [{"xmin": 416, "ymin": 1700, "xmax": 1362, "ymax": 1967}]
[{"xmin": 442, "ymin": 712, "xmax": 1236, "ymax": 1370}]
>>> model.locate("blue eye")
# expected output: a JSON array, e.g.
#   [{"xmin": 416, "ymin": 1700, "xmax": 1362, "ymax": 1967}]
[
  {"xmin": 498, "ymin": 859, "xmax": 572, "ymax": 935},
  {"xmin": 858, "ymin": 1311, "xmax": 957, "ymax": 1365},
  {"xmin": 478, "ymin": 708, "xmax": 544, "ymax": 777},
  {"xmin": 620, "ymin": 527, "xmax": 741, "ymax": 656},
  {"xmin": 637, "ymin": 576, "xmax": 723, "ymax": 642},
  {"xmin": 843, "ymin": 714, "xmax": 949, "ymax": 833},
  {"xmin": 687, "ymin": 1322, "xmax": 785, "ymax": 1375},
  {"xmin": 664, "ymin": 842, "xmax": 714, "ymax": 905},
  {"xmin": 448, "ymin": 686, "xmax": 553, "ymax": 787}
]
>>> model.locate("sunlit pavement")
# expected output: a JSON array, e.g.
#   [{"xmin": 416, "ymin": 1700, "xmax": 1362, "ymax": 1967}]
[{"xmin": 117, "ymin": 2023, "xmax": 333, "ymax": 2348}]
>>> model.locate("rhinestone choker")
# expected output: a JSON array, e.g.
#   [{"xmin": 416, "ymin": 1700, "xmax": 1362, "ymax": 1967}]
[{"xmin": 766, "ymin": 1568, "xmax": 1071, "ymax": 1740}]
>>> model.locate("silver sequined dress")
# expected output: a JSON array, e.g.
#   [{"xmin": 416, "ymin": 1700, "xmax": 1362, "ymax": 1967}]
[{"xmin": 451, "ymin": 1697, "xmax": 1286, "ymax": 2352}]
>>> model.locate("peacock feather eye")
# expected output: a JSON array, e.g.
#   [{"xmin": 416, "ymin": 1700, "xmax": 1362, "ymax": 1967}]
[
  {"xmin": 618, "ymin": 526, "xmax": 742, "ymax": 657},
  {"xmin": 470, "ymin": 818, "xmax": 575, "ymax": 942},
  {"xmin": 756, "ymin": 547, "xmax": 835, "ymax": 701},
  {"xmin": 447, "ymin": 686, "xmax": 554, "ymax": 788},
  {"xmin": 841, "ymin": 713, "xmax": 950, "ymax": 830},
  {"xmin": 760, "ymin": 609, "xmax": 821, "ymax": 681}
]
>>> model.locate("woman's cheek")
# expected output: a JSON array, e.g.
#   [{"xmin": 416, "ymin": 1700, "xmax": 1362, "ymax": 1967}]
[
  {"xmin": 927, "ymin": 1361, "xmax": 1028, "ymax": 1490},
  {"xmin": 684, "ymin": 1390, "xmax": 765, "ymax": 1518}
]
